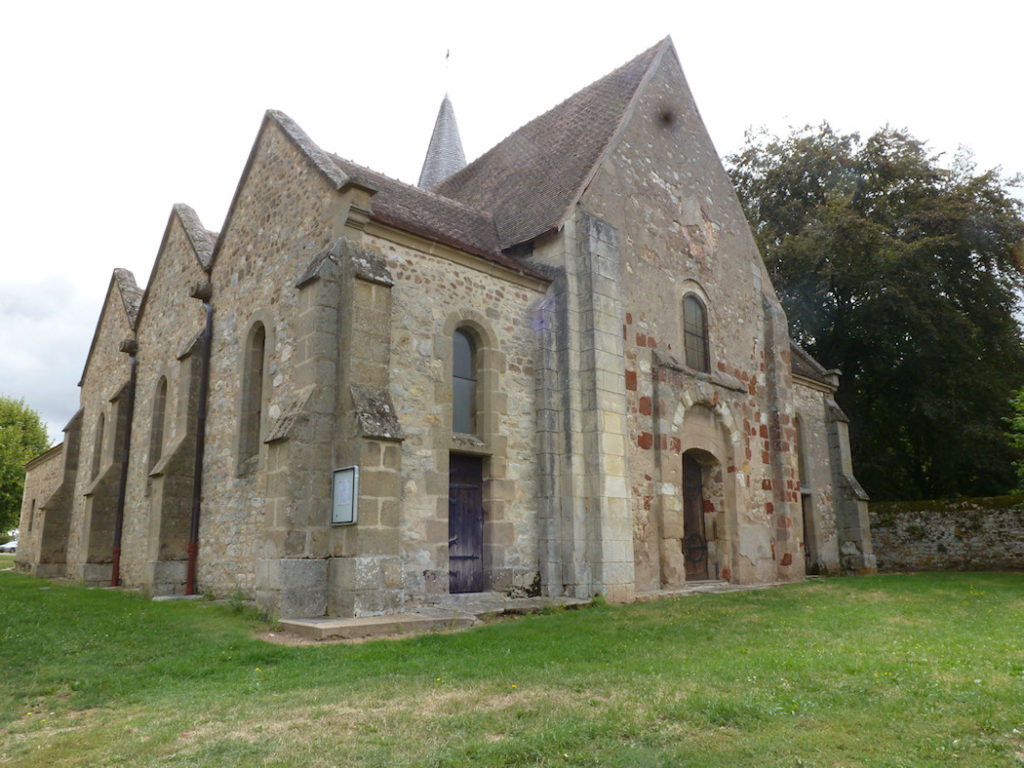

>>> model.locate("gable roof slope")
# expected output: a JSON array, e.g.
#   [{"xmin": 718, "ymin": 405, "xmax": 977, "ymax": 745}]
[
  {"xmin": 433, "ymin": 38, "xmax": 669, "ymax": 249},
  {"xmin": 330, "ymin": 155, "xmax": 546, "ymax": 280}
]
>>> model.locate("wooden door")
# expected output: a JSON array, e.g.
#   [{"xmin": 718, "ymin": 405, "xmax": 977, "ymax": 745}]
[
  {"xmin": 682, "ymin": 453, "xmax": 709, "ymax": 580},
  {"xmin": 449, "ymin": 454, "xmax": 484, "ymax": 593}
]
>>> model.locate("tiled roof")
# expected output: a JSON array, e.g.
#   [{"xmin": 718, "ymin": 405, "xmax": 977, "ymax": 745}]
[
  {"xmin": 417, "ymin": 95, "xmax": 467, "ymax": 188},
  {"xmin": 432, "ymin": 39, "xmax": 668, "ymax": 249},
  {"xmin": 330, "ymin": 155, "xmax": 546, "ymax": 280}
]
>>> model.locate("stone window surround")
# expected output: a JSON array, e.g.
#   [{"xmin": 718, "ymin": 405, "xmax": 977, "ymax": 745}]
[
  {"xmin": 452, "ymin": 327, "xmax": 477, "ymax": 436},
  {"xmin": 90, "ymin": 411, "xmax": 106, "ymax": 482},
  {"xmin": 148, "ymin": 375, "xmax": 168, "ymax": 471},
  {"xmin": 236, "ymin": 314, "xmax": 273, "ymax": 476},
  {"xmin": 682, "ymin": 292, "xmax": 711, "ymax": 374}
]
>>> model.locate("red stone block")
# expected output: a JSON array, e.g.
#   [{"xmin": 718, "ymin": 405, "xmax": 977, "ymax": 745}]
[
  {"xmin": 761, "ymin": 479, "xmax": 772, "ymax": 490},
  {"xmin": 638, "ymin": 432, "xmax": 653, "ymax": 449},
  {"xmin": 639, "ymin": 396, "xmax": 652, "ymax": 415},
  {"xmin": 780, "ymin": 553, "xmax": 792, "ymax": 566},
  {"xmin": 761, "ymin": 451, "xmax": 770, "ymax": 464},
  {"xmin": 670, "ymin": 437, "xmax": 681, "ymax": 453},
  {"xmin": 759, "ymin": 424, "xmax": 769, "ymax": 438},
  {"xmin": 636, "ymin": 334, "xmax": 647, "ymax": 347},
  {"xmin": 625, "ymin": 370, "xmax": 637, "ymax": 390},
  {"xmin": 766, "ymin": 502, "xmax": 774, "ymax": 515}
]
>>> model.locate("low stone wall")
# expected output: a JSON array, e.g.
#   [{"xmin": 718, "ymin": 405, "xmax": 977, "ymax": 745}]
[{"xmin": 869, "ymin": 496, "xmax": 1024, "ymax": 571}]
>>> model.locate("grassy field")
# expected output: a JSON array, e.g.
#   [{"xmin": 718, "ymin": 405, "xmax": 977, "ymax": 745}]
[{"xmin": 0, "ymin": 569, "xmax": 1022, "ymax": 767}]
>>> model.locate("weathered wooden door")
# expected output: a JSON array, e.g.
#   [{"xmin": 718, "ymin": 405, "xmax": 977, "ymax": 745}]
[
  {"xmin": 682, "ymin": 453, "xmax": 709, "ymax": 580},
  {"xmin": 449, "ymin": 454, "xmax": 484, "ymax": 593}
]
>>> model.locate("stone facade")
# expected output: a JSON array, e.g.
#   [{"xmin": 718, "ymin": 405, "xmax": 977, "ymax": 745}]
[
  {"xmin": 870, "ymin": 498, "xmax": 1024, "ymax": 571},
  {"xmin": 18, "ymin": 37, "xmax": 874, "ymax": 616},
  {"xmin": 14, "ymin": 444, "xmax": 63, "ymax": 573}
]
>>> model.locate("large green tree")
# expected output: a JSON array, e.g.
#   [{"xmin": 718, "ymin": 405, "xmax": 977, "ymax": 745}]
[
  {"xmin": 728, "ymin": 124, "xmax": 1024, "ymax": 500},
  {"xmin": 0, "ymin": 396, "xmax": 50, "ymax": 534}
]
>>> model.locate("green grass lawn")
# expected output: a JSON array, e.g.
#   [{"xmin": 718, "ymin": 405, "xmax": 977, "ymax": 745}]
[{"xmin": 1, "ymin": 571, "xmax": 1022, "ymax": 767}]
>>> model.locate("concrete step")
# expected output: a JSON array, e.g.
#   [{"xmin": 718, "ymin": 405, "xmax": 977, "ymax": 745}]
[{"xmin": 279, "ymin": 612, "xmax": 477, "ymax": 641}]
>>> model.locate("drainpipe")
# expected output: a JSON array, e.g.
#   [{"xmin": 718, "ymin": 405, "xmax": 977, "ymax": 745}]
[
  {"xmin": 111, "ymin": 339, "xmax": 138, "ymax": 587},
  {"xmin": 187, "ymin": 283, "xmax": 213, "ymax": 595}
]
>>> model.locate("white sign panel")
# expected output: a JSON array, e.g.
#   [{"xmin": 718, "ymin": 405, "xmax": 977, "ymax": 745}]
[{"xmin": 331, "ymin": 466, "xmax": 359, "ymax": 525}]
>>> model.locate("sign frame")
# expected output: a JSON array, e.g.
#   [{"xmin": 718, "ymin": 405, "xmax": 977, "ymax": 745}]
[{"xmin": 331, "ymin": 465, "xmax": 359, "ymax": 525}]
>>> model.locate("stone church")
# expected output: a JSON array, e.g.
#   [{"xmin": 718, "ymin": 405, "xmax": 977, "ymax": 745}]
[{"xmin": 17, "ymin": 38, "xmax": 875, "ymax": 617}]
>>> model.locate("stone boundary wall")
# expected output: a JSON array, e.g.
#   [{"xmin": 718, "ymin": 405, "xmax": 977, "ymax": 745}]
[{"xmin": 869, "ymin": 496, "xmax": 1024, "ymax": 571}]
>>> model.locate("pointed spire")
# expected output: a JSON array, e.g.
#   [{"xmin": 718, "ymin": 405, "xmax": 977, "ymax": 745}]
[{"xmin": 417, "ymin": 94, "xmax": 467, "ymax": 189}]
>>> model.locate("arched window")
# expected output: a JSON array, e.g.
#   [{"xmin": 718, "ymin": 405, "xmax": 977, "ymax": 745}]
[
  {"xmin": 149, "ymin": 376, "xmax": 167, "ymax": 470},
  {"xmin": 452, "ymin": 328, "xmax": 477, "ymax": 434},
  {"xmin": 239, "ymin": 322, "xmax": 266, "ymax": 464},
  {"xmin": 91, "ymin": 412, "xmax": 105, "ymax": 480},
  {"xmin": 683, "ymin": 294, "xmax": 710, "ymax": 373}
]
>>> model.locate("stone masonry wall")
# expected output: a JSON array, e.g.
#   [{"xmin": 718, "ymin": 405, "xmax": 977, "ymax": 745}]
[
  {"xmin": 870, "ymin": 497, "xmax": 1024, "ymax": 571},
  {"xmin": 375, "ymin": 229, "xmax": 547, "ymax": 603},
  {"xmin": 579, "ymin": 47, "xmax": 801, "ymax": 588},
  {"xmin": 66, "ymin": 278, "xmax": 136, "ymax": 584},
  {"xmin": 792, "ymin": 381, "xmax": 840, "ymax": 574},
  {"xmin": 200, "ymin": 116, "xmax": 343, "ymax": 597},
  {"xmin": 120, "ymin": 209, "xmax": 210, "ymax": 593},
  {"xmin": 15, "ymin": 444, "xmax": 64, "ymax": 571}
]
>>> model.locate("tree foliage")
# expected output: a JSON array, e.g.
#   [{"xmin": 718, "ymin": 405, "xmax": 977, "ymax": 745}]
[
  {"xmin": 1006, "ymin": 388, "xmax": 1024, "ymax": 491},
  {"xmin": 728, "ymin": 124, "xmax": 1024, "ymax": 500},
  {"xmin": 0, "ymin": 396, "xmax": 50, "ymax": 534}
]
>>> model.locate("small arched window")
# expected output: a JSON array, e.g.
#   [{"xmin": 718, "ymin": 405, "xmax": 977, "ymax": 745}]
[
  {"xmin": 91, "ymin": 412, "xmax": 105, "ymax": 480},
  {"xmin": 239, "ymin": 322, "xmax": 266, "ymax": 463},
  {"xmin": 149, "ymin": 376, "xmax": 167, "ymax": 470},
  {"xmin": 683, "ymin": 294, "xmax": 710, "ymax": 373},
  {"xmin": 452, "ymin": 328, "xmax": 477, "ymax": 435}
]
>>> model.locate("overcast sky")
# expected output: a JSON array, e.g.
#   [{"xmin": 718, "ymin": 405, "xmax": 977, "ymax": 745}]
[{"xmin": 2, "ymin": 0, "xmax": 1021, "ymax": 442}]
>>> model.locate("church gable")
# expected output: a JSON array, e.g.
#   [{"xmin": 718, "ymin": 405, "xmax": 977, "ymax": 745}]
[
  {"xmin": 210, "ymin": 110, "xmax": 352, "ymax": 275},
  {"xmin": 135, "ymin": 204, "xmax": 213, "ymax": 336},
  {"xmin": 79, "ymin": 269, "xmax": 140, "ymax": 388}
]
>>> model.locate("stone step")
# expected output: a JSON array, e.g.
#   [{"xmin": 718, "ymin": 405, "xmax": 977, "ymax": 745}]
[{"xmin": 279, "ymin": 613, "xmax": 477, "ymax": 641}]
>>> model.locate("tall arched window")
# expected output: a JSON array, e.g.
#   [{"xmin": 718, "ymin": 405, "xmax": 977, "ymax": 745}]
[
  {"xmin": 683, "ymin": 294, "xmax": 710, "ymax": 373},
  {"xmin": 239, "ymin": 322, "xmax": 266, "ymax": 464},
  {"xmin": 452, "ymin": 328, "xmax": 477, "ymax": 434},
  {"xmin": 149, "ymin": 376, "xmax": 167, "ymax": 470},
  {"xmin": 91, "ymin": 412, "xmax": 105, "ymax": 480}
]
